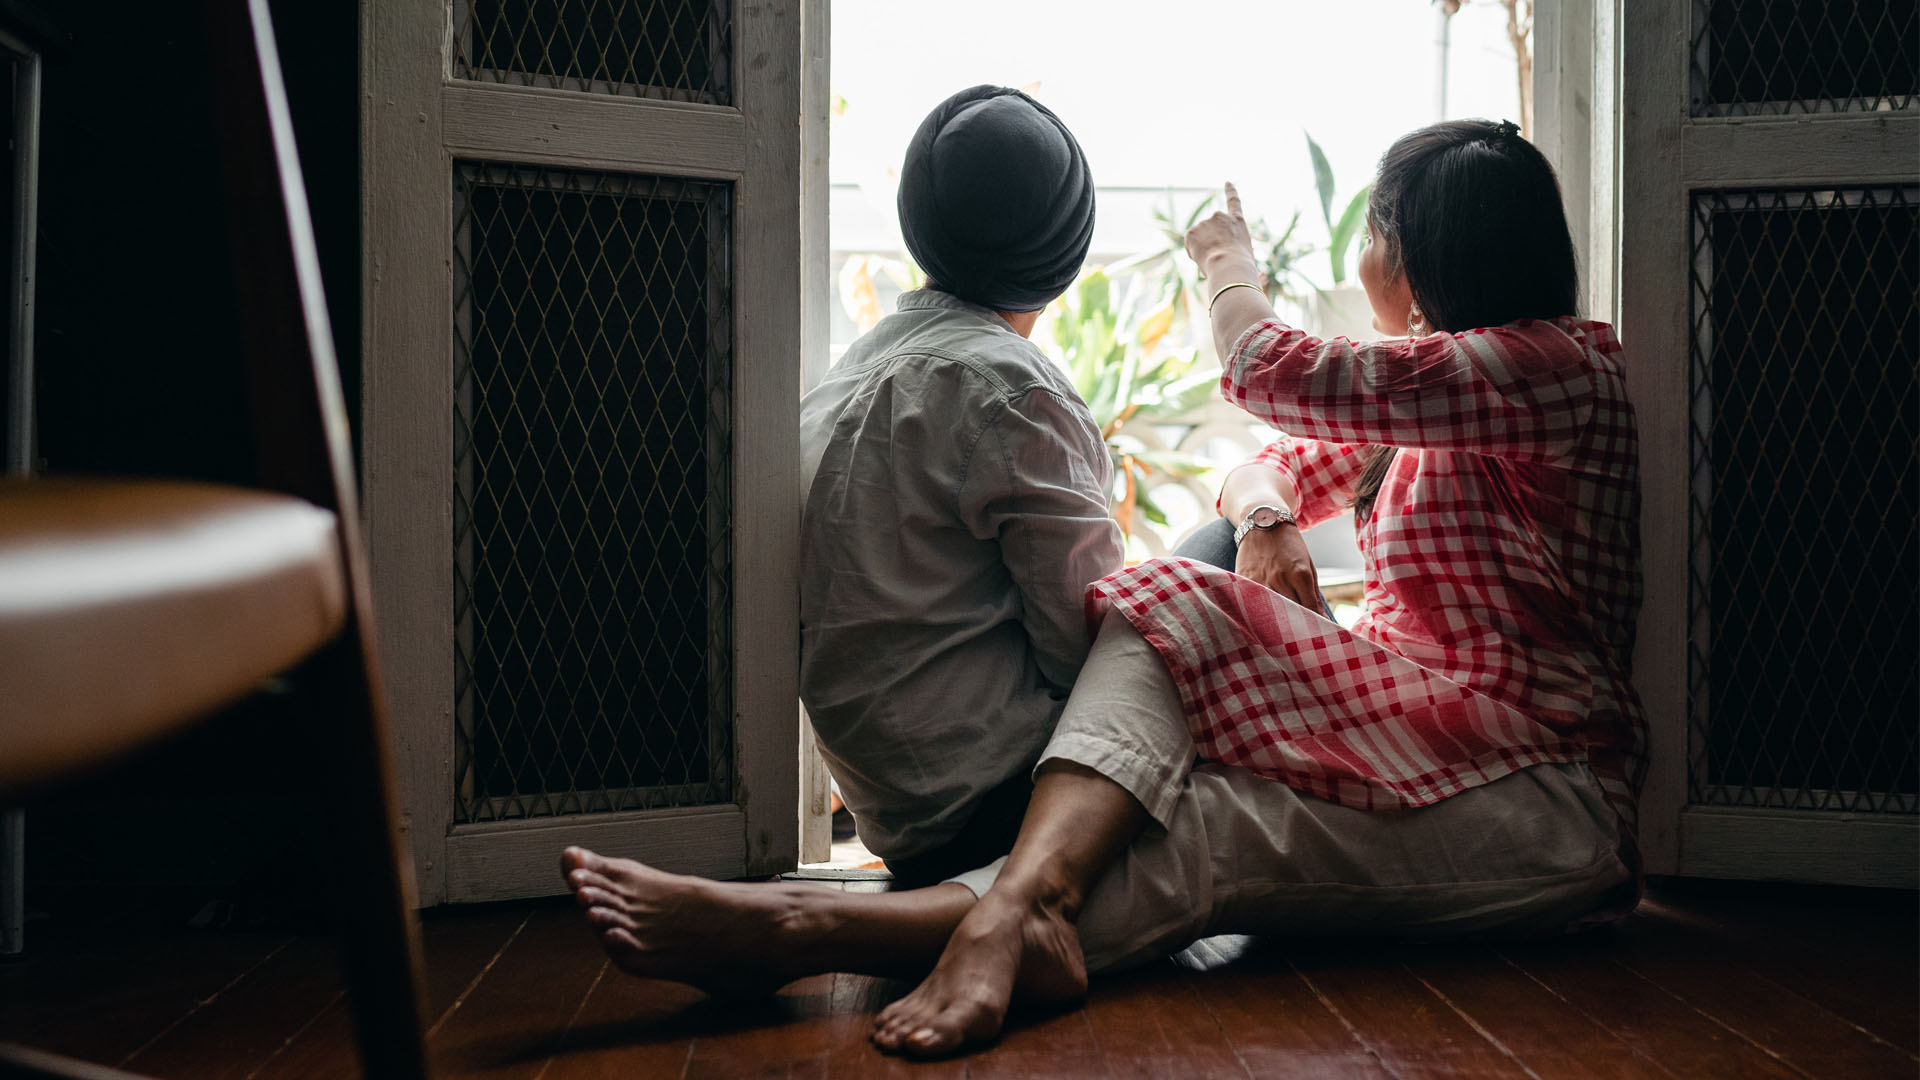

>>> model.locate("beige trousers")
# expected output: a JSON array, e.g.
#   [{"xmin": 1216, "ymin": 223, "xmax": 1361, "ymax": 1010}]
[{"xmin": 949, "ymin": 612, "xmax": 1633, "ymax": 974}]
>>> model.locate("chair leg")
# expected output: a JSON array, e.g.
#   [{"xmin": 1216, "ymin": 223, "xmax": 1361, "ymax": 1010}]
[
  {"xmin": 1, "ymin": 809, "xmax": 22, "ymax": 959},
  {"xmin": 298, "ymin": 633, "xmax": 431, "ymax": 1080}
]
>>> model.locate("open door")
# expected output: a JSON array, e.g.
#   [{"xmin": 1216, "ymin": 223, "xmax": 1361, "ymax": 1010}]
[{"xmin": 363, "ymin": 0, "xmax": 803, "ymax": 903}]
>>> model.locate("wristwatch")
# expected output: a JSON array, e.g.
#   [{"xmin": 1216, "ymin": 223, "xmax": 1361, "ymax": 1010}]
[{"xmin": 1233, "ymin": 504, "xmax": 1296, "ymax": 544}]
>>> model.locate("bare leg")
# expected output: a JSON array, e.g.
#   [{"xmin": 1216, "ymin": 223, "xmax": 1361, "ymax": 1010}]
[
  {"xmin": 560, "ymin": 847, "xmax": 973, "ymax": 996},
  {"xmin": 871, "ymin": 761, "xmax": 1150, "ymax": 1057}
]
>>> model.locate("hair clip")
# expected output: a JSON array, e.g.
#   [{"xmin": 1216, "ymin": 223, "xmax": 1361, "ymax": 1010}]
[{"xmin": 1495, "ymin": 119, "xmax": 1520, "ymax": 139}]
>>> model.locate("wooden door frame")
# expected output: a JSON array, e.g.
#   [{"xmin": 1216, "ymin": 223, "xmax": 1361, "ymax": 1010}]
[{"xmin": 362, "ymin": 0, "xmax": 802, "ymax": 905}]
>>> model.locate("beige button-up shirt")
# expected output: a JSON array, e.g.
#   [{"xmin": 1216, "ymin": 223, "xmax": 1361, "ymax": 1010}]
[{"xmin": 800, "ymin": 289, "xmax": 1124, "ymax": 859}]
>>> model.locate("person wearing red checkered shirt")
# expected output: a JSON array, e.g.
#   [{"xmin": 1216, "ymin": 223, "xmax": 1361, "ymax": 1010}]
[{"xmin": 551, "ymin": 121, "xmax": 1646, "ymax": 1061}]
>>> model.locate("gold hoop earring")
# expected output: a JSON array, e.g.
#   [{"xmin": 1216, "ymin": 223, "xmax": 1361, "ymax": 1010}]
[{"xmin": 1407, "ymin": 305, "xmax": 1427, "ymax": 337}]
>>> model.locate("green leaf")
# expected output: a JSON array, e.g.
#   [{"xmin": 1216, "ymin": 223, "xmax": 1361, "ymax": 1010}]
[
  {"xmin": 1079, "ymin": 270, "xmax": 1111, "ymax": 323},
  {"xmin": 1145, "ymin": 366, "xmax": 1222, "ymax": 418},
  {"xmin": 1183, "ymin": 191, "xmax": 1217, "ymax": 230},
  {"xmin": 1306, "ymin": 132, "xmax": 1335, "ymax": 228},
  {"xmin": 1328, "ymin": 184, "xmax": 1372, "ymax": 285},
  {"xmin": 1134, "ymin": 483, "xmax": 1170, "ymax": 526}
]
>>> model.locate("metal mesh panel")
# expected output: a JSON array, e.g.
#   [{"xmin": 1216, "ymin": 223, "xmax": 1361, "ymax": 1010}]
[
  {"xmin": 453, "ymin": 0, "xmax": 732, "ymax": 105},
  {"xmin": 1691, "ymin": 0, "xmax": 1918, "ymax": 116},
  {"xmin": 452, "ymin": 163, "xmax": 733, "ymax": 823},
  {"xmin": 1687, "ymin": 186, "xmax": 1919, "ymax": 814}
]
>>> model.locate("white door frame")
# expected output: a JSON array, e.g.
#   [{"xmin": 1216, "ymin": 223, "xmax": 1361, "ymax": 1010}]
[{"xmin": 363, "ymin": 0, "xmax": 803, "ymax": 904}]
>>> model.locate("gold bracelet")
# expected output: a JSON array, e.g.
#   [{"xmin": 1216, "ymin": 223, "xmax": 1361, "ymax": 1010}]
[{"xmin": 1207, "ymin": 281, "xmax": 1261, "ymax": 310}]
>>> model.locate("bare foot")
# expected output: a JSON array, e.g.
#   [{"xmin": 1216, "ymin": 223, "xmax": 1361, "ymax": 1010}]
[
  {"xmin": 870, "ymin": 891, "xmax": 1087, "ymax": 1057},
  {"xmin": 558, "ymin": 846, "xmax": 828, "ymax": 999}
]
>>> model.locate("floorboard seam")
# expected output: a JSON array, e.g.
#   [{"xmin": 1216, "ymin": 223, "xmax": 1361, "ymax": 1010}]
[
  {"xmin": 1186, "ymin": 978, "xmax": 1257, "ymax": 1080},
  {"xmin": 530, "ymin": 958, "xmax": 608, "ymax": 1080},
  {"xmin": 1606, "ymin": 957, "xmax": 1816, "ymax": 1079},
  {"xmin": 1636, "ymin": 914, "xmax": 1920, "ymax": 1060},
  {"xmin": 243, "ymin": 987, "xmax": 348, "ymax": 1080},
  {"xmin": 1287, "ymin": 961, "xmax": 1405, "ymax": 1080},
  {"xmin": 1495, "ymin": 952, "xmax": 1681, "ymax": 1079},
  {"xmin": 426, "ymin": 908, "xmax": 532, "ymax": 1040},
  {"xmin": 116, "ymin": 936, "xmax": 294, "ymax": 1070},
  {"xmin": 1410, "ymin": 970, "xmax": 1544, "ymax": 1080}
]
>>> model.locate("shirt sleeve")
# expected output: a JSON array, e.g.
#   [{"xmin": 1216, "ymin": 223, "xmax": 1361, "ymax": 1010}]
[
  {"xmin": 957, "ymin": 385, "xmax": 1126, "ymax": 692},
  {"xmin": 1223, "ymin": 319, "xmax": 1596, "ymax": 463},
  {"xmin": 1234, "ymin": 436, "xmax": 1371, "ymax": 530}
]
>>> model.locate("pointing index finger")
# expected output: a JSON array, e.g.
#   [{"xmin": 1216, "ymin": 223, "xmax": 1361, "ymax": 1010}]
[{"xmin": 1224, "ymin": 181, "xmax": 1243, "ymax": 219}]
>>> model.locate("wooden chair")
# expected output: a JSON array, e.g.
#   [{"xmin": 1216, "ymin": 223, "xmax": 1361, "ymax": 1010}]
[{"xmin": 0, "ymin": 1, "xmax": 429, "ymax": 1076}]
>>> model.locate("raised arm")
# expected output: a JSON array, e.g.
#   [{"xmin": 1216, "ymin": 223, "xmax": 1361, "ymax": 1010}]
[{"xmin": 1188, "ymin": 183, "xmax": 1595, "ymax": 463}]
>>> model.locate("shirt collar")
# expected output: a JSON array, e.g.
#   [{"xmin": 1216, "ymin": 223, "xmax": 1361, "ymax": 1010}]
[{"xmin": 894, "ymin": 287, "xmax": 1005, "ymax": 321}]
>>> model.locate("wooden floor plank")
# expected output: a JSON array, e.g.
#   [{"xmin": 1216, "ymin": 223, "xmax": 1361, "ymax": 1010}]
[
  {"xmin": 118, "ymin": 934, "xmax": 345, "ymax": 1080},
  {"xmin": 1605, "ymin": 910, "xmax": 1918, "ymax": 1079},
  {"xmin": 0, "ymin": 928, "xmax": 292, "ymax": 1067},
  {"xmin": 1401, "ymin": 944, "xmax": 1674, "ymax": 1080},
  {"xmin": 1499, "ymin": 930, "xmax": 1807, "ymax": 1080},
  {"xmin": 1639, "ymin": 892, "xmax": 1920, "ymax": 1054},
  {"xmin": 1287, "ymin": 943, "xmax": 1534, "ymax": 1080},
  {"xmin": 821, "ymin": 973, "xmax": 971, "ymax": 1080},
  {"xmin": 250, "ymin": 904, "xmax": 533, "ymax": 1080},
  {"xmin": 428, "ymin": 903, "xmax": 616, "ymax": 1079},
  {"xmin": 962, "ymin": 993, "xmax": 1106, "ymax": 1080},
  {"xmin": 1183, "ymin": 946, "xmax": 1391, "ymax": 1078},
  {"xmin": 1080, "ymin": 965, "xmax": 1250, "ymax": 1080},
  {"xmin": 681, "ymin": 973, "xmax": 836, "ymax": 1080},
  {"xmin": 532, "ymin": 963, "xmax": 702, "ymax": 1080},
  {"xmin": 5, "ymin": 881, "xmax": 1912, "ymax": 1078}
]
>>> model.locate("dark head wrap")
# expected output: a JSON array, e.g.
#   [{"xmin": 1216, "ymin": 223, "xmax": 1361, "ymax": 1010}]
[{"xmin": 897, "ymin": 85, "xmax": 1095, "ymax": 313}]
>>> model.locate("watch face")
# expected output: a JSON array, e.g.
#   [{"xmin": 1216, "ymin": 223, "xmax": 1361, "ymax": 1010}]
[{"xmin": 1249, "ymin": 506, "xmax": 1282, "ymax": 528}]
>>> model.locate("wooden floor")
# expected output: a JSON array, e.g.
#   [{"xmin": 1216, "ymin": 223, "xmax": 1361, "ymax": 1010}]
[{"xmin": 1, "ymin": 877, "xmax": 1913, "ymax": 1079}]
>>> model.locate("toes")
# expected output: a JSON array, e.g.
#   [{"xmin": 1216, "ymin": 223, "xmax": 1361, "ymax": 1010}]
[
  {"xmin": 565, "ymin": 846, "xmax": 620, "ymax": 878},
  {"xmin": 585, "ymin": 904, "xmax": 639, "ymax": 933},
  {"xmin": 905, "ymin": 1026, "xmax": 952, "ymax": 1056},
  {"xmin": 901, "ymin": 1006, "xmax": 983, "ymax": 1058},
  {"xmin": 572, "ymin": 883, "xmax": 621, "ymax": 910},
  {"xmin": 560, "ymin": 846, "xmax": 597, "ymax": 876},
  {"xmin": 872, "ymin": 1002, "xmax": 919, "ymax": 1049},
  {"xmin": 602, "ymin": 926, "xmax": 642, "ymax": 953},
  {"xmin": 568, "ymin": 868, "xmax": 618, "ymax": 894}
]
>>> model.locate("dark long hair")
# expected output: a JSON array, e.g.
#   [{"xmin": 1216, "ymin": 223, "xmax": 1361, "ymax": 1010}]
[{"xmin": 1351, "ymin": 119, "xmax": 1581, "ymax": 519}]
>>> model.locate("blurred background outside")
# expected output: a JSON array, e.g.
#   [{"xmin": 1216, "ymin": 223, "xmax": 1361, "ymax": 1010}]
[{"xmin": 827, "ymin": 0, "xmax": 1531, "ymax": 619}]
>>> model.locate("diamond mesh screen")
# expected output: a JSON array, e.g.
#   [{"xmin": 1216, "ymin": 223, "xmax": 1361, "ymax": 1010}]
[
  {"xmin": 1690, "ymin": 0, "xmax": 1918, "ymax": 116},
  {"xmin": 452, "ymin": 163, "xmax": 733, "ymax": 823},
  {"xmin": 453, "ymin": 0, "xmax": 733, "ymax": 105},
  {"xmin": 1687, "ymin": 186, "xmax": 1919, "ymax": 814}
]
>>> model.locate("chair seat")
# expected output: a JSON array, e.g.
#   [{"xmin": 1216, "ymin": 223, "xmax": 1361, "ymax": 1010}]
[{"xmin": 0, "ymin": 477, "xmax": 346, "ymax": 792}]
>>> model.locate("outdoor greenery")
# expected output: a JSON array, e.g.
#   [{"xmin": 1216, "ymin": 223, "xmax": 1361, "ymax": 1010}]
[
  {"xmin": 1048, "ymin": 266, "xmax": 1219, "ymax": 539},
  {"xmin": 1306, "ymin": 132, "xmax": 1372, "ymax": 285}
]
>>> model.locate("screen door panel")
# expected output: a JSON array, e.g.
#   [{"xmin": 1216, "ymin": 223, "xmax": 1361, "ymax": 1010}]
[
  {"xmin": 1622, "ymin": 0, "xmax": 1918, "ymax": 882},
  {"xmin": 453, "ymin": 0, "xmax": 733, "ymax": 104},
  {"xmin": 1690, "ymin": 0, "xmax": 1917, "ymax": 116},
  {"xmin": 365, "ymin": 0, "xmax": 801, "ymax": 903},
  {"xmin": 1686, "ymin": 186, "xmax": 1919, "ymax": 815},
  {"xmin": 453, "ymin": 165, "xmax": 733, "ymax": 823}
]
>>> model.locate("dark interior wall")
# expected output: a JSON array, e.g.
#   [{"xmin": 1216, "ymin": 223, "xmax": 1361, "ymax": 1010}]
[
  {"xmin": 34, "ymin": 0, "xmax": 358, "ymax": 481},
  {"xmin": 23, "ymin": 0, "xmax": 361, "ymax": 914}
]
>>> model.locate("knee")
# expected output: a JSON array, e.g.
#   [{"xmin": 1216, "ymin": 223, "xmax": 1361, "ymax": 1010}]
[{"xmin": 1170, "ymin": 516, "xmax": 1237, "ymax": 571}]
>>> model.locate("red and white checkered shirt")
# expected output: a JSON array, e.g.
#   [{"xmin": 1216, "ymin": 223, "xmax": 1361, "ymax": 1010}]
[{"xmin": 1089, "ymin": 317, "xmax": 1647, "ymax": 861}]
